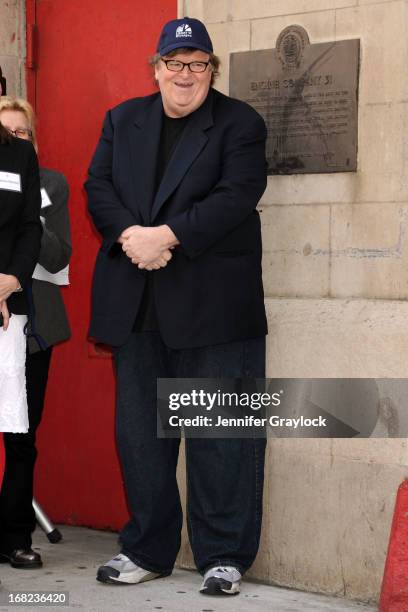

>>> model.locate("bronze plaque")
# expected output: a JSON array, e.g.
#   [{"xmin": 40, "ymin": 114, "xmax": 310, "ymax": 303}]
[{"xmin": 230, "ymin": 26, "xmax": 360, "ymax": 174}]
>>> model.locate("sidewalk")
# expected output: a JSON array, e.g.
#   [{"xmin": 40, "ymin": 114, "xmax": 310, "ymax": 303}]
[{"xmin": 0, "ymin": 526, "xmax": 377, "ymax": 611}]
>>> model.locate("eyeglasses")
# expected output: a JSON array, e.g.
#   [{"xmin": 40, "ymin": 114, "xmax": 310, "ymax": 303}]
[
  {"xmin": 6, "ymin": 127, "xmax": 33, "ymax": 139},
  {"xmin": 161, "ymin": 58, "xmax": 210, "ymax": 73}
]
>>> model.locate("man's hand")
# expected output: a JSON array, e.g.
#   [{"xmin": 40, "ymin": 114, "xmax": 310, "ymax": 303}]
[
  {"xmin": 139, "ymin": 249, "xmax": 173, "ymax": 271},
  {"xmin": 0, "ymin": 274, "xmax": 20, "ymax": 302},
  {"xmin": 119, "ymin": 225, "xmax": 179, "ymax": 270},
  {"xmin": 0, "ymin": 300, "xmax": 10, "ymax": 331},
  {"xmin": 117, "ymin": 225, "xmax": 140, "ymax": 245}
]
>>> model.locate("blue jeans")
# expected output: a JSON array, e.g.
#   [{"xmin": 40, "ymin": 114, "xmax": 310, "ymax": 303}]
[{"xmin": 113, "ymin": 332, "xmax": 266, "ymax": 575}]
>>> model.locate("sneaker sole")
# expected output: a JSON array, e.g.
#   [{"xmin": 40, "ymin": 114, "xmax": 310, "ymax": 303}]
[
  {"xmin": 97, "ymin": 566, "xmax": 163, "ymax": 585},
  {"xmin": 200, "ymin": 577, "xmax": 240, "ymax": 596}
]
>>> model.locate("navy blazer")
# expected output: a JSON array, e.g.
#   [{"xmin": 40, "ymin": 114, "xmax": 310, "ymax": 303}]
[
  {"xmin": 86, "ymin": 88, "xmax": 268, "ymax": 348},
  {"xmin": 0, "ymin": 137, "xmax": 42, "ymax": 315}
]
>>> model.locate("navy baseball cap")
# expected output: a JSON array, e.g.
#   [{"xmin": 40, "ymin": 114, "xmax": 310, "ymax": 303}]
[{"xmin": 157, "ymin": 17, "xmax": 213, "ymax": 56}]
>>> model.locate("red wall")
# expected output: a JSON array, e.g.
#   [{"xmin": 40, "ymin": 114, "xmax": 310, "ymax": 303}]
[{"xmin": 29, "ymin": 0, "xmax": 176, "ymax": 529}]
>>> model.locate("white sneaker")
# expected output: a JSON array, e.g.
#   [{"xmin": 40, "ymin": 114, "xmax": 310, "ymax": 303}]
[
  {"xmin": 96, "ymin": 553, "xmax": 163, "ymax": 585},
  {"xmin": 200, "ymin": 565, "xmax": 242, "ymax": 595}
]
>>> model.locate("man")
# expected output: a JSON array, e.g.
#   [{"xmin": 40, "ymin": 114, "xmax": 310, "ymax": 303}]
[{"xmin": 86, "ymin": 17, "xmax": 268, "ymax": 596}]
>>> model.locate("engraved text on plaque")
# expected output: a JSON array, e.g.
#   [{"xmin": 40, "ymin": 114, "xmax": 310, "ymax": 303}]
[{"xmin": 229, "ymin": 26, "xmax": 360, "ymax": 174}]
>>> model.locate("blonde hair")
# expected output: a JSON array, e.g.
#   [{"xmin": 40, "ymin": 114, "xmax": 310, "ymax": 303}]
[{"xmin": 0, "ymin": 96, "xmax": 37, "ymax": 151}]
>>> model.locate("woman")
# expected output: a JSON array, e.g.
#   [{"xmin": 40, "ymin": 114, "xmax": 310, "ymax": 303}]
[
  {"xmin": 0, "ymin": 98, "xmax": 72, "ymax": 569},
  {"xmin": 0, "ymin": 120, "xmax": 42, "ymax": 481}
]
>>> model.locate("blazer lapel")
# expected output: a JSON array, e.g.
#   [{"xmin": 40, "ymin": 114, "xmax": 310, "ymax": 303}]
[
  {"xmin": 128, "ymin": 94, "xmax": 163, "ymax": 225},
  {"xmin": 150, "ymin": 89, "xmax": 214, "ymax": 223}
]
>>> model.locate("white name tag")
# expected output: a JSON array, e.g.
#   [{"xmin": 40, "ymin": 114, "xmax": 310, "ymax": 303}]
[
  {"xmin": 0, "ymin": 171, "xmax": 21, "ymax": 192},
  {"xmin": 41, "ymin": 188, "xmax": 52, "ymax": 208}
]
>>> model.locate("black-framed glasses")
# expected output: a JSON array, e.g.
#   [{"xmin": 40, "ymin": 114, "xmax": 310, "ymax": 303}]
[
  {"xmin": 7, "ymin": 127, "xmax": 33, "ymax": 139},
  {"xmin": 161, "ymin": 58, "xmax": 210, "ymax": 73}
]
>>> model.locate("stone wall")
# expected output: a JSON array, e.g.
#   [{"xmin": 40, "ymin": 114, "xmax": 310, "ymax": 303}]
[
  {"xmin": 177, "ymin": 0, "xmax": 408, "ymax": 604},
  {"xmin": 0, "ymin": 0, "xmax": 26, "ymax": 96},
  {"xmin": 2, "ymin": 0, "xmax": 406, "ymax": 603}
]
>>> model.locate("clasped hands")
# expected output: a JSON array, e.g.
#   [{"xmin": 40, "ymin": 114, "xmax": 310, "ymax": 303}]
[{"xmin": 118, "ymin": 225, "xmax": 179, "ymax": 271}]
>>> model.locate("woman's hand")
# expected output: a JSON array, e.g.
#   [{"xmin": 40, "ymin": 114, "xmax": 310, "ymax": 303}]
[
  {"xmin": 0, "ymin": 300, "xmax": 10, "ymax": 331},
  {"xmin": 0, "ymin": 274, "xmax": 20, "ymax": 302}
]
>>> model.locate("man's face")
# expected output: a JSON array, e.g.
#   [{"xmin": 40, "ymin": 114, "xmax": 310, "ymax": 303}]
[{"xmin": 155, "ymin": 49, "xmax": 212, "ymax": 118}]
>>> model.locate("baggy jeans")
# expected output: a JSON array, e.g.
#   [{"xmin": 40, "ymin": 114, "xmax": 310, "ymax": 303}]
[{"xmin": 113, "ymin": 332, "xmax": 266, "ymax": 576}]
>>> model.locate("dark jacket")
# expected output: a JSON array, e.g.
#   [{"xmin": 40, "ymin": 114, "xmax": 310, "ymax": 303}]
[
  {"xmin": 28, "ymin": 168, "xmax": 72, "ymax": 353},
  {"xmin": 86, "ymin": 88, "xmax": 268, "ymax": 348},
  {"xmin": 0, "ymin": 137, "xmax": 42, "ymax": 314}
]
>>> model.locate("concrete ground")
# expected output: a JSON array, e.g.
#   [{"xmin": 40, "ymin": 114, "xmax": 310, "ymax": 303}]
[{"xmin": 0, "ymin": 526, "xmax": 377, "ymax": 612}]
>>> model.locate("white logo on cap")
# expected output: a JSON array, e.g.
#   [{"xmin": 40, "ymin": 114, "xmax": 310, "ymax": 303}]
[{"xmin": 176, "ymin": 24, "xmax": 192, "ymax": 38}]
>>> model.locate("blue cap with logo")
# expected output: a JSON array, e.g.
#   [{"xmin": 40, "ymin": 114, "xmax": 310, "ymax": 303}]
[{"xmin": 157, "ymin": 17, "xmax": 213, "ymax": 56}]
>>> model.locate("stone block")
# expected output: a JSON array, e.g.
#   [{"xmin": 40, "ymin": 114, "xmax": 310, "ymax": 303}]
[
  {"xmin": 0, "ymin": 54, "xmax": 24, "ymax": 97},
  {"xmin": 267, "ymin": 439, "xmax": 407, "ymax": 467},
  {"xmin": 261, "ymin": 173, "xmax": 356, "ymax": 206},
  {"xmin": 202, "ymin": 0, "xmax": 357, "ymax": 23},
  {"xmin": 335, "ymin": 2, "xmax": 408, "ymax": 104},
  {"xmin": 250, "ymin": 10, "xmax": 336, "ymax": 50},
  {"xmin": 330, "ymin": 203, "xmax": 408, "ymax": 299},
  {"xmin": 261, "ymin": 205, "xmax": 330, "ymax": 297},
  {"xmin": 263, "ymin": 445, "xmax": 407, "ymax": 600},
  {"xmin": 331, "ymin": 439, "xmax": 408, "ymax": 466},
  {"xmin": 332, "ymin": 202, "xmax": 405, "ymax": 253},
  {"xmin": 0, "ymin": 0, "xmax": 22, "ymax": 56},
  {"xmin": 357, "ymin": 102, "xmax": 408, "ymax": 202},
  {"xmin": 207, "ymin": 20, "xmax": 250, "ymax": 94},
  {"xmin": 181, "ymin": 0, "xmax": 205, "ymax": 21},
  {"xmin": 265, "ymin": 297, "xmax": 408, "ymax": 377}
]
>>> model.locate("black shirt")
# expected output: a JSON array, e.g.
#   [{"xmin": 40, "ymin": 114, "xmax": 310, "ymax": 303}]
[{"xmin": 133, "ymin": 111, "xmax": 190, "ymax": 332}]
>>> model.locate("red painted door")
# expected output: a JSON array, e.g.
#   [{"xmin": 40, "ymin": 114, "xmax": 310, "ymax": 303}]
[{"xmin": 29, "ymin": 0, "xmax": 176, "ymax": 528}]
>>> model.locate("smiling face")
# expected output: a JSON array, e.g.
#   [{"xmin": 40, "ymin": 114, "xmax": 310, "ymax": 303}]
[{"xmin": 154, "ymin": 49, "xmax": 212, "ymax": 118}]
